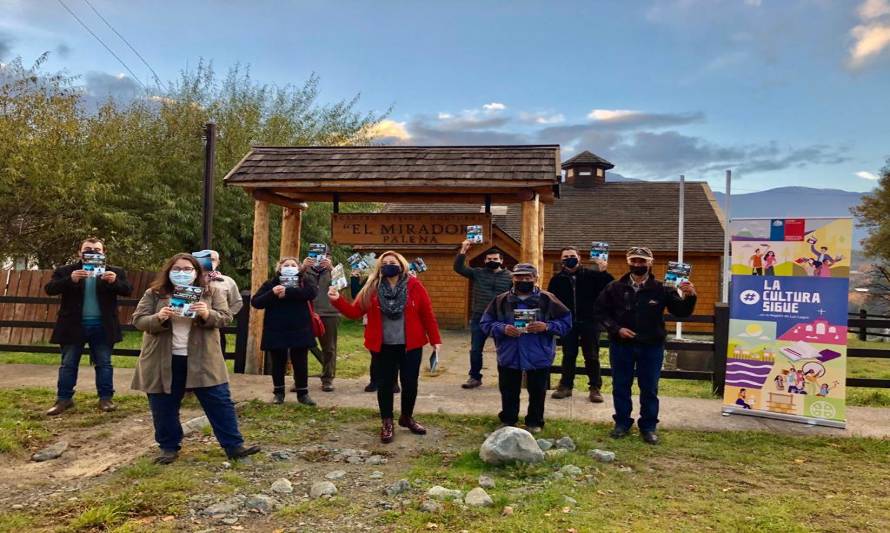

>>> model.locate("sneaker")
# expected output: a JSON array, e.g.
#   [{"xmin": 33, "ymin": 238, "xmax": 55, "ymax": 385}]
[
  {"xmin": 153, "ymin": 449, "xmax": 179, "ymax": 465},
  {"xmin": 461, "ymin": 378, "xmax": 482, "ymax": 389},
  {"xmin": 551, "ymin": 386, "xmax": 573, "ymax": 399},
  {"xmin": 98, "ymin": 399, "xmax": 116, "ymax": 412},
  {"xmin": 364, "ymin": 382, "xmax": 378, "ymax": 393},
  {"xmin": 226, "ymin": 445, "xmax": 261, "ymax": 460},
  {"xmin": 610, "ymin": 426, "xmax": 631, "ymax": 439},
  {"xmin": 641, "ymin": 431, "xmax": 660, "ymax": 445},
  {"xmin": 297, "ymin": 393, "xmax": 316, "ymax": 406},
  {"xmin": 46, "ymin": 399, "xmax": 74, "ymax": 416},
  {"xmin": 588, "ymin": 388, "xmax": 605, "ymax": 403}
]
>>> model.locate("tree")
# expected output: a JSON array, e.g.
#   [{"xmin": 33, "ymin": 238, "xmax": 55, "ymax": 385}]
[{"xmin": 852, "ymin": 159, "xmax": 890, "ymax": 304}]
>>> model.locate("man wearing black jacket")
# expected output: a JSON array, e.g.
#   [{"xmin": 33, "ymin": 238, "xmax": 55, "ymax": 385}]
[
  {"xmin": 594, "ymin": 247, "xmax": 696, "ymax": 444},
  {"xmin": 547, "ymin": 246, "xmax": 613, "ymax": 403},
  {"xmin": 44, "ymin": 238, "xmax": 132, "ymax": 416}
]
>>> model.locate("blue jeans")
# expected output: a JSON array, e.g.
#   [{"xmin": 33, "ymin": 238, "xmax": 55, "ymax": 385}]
[
  {"xmin": 147, "ymin": 356, "xmax": 244, "ymax": 453},
  {"xmin": 57, "ymin": 323, "xmax": 114, "ymax": 401},
  {"xmin": 468, "ymin": 314, "xmax": 489, "ymax": 380},
  {"xmin": 609, "ymin": 342, "xmax": 665, "ymax": 432}
]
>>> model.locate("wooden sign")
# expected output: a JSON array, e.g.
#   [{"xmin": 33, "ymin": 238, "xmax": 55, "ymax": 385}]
[{"xmin": 331, "ymin": 213, "xmax": 492, "ymax": 246}]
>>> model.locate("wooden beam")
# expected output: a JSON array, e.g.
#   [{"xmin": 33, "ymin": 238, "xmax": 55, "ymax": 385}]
[
  {"xmin": 280, "ymin": 206, "xmax": 303, "ymax": 259},
  {"xmin": 266, "ymin": 189, "xmax": 540, "ymax": 204},
  {"xmin": 245, "ymin": 199, "xmax": 269, "ymax": 375},
  {"xmin": 252, "ymin": 189, "xmax": 308, "ymax": 211},
  {"xmin": 537, "ymin": 201, "xmax": 545, "ymax": 274},
  {"xmin": 520, "ymin": 194, "xmax": 540, "ymax": 271}
]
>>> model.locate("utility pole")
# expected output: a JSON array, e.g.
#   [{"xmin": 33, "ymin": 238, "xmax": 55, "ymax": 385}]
[{"xmin": 202, "ymin": 121, "xmax": 217, "ymax": 249}]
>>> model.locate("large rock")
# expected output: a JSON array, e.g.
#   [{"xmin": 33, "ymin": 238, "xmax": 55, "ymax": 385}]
[
  {"xmin": 310, "ymin": 481, "xmax": 338, "ymax": 499},
  {"xmin": 270, "ymin": 478, "xmax": 293, "ymax": 494},
  {"xmin": 31, "ymin": 441, "xmax": 68, "ymax": 462},
  {"xmin": 479, "ymin": 427, "xmax": 545, "ymax": 465},
  {"xmin": 245, "ymin": 494, "xmax": 275, "ymax": 513},
  {"xmin": 426, "ymin": 486, "xmax": 463, "ymax": 501},
  {"xmin": 202, "ymin": 495, "xmax": 246, "ymax": 516},
  {"xmin": 465, "ymin": 487, "xmax": 494, "ymax": 507},
  {"xmin": 589, "ymin": 449, "xmax": 616, "ymax": 463}
]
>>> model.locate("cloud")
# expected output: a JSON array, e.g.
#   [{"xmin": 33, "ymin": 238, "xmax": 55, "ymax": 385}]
[
  {"xmin": 848, "ymin": 0, "xmax": 890, "ymax": 68},
  {"xmin": 856, "ymin": 170, "xmax": 880, "ymax": 180},
  {"xmin": 519, "ymin": 111, "xmax": 565, "ymax": 125},
  {"xmin": 586, "ymin": 109, "xmax": 704, "ymax": 130},
  {"xmin": 0, "ymin": 32, "xmax": 12, "ymax": 59},
  {"xmin": 81, "ymin": 71, "xmax": 141, "ymax": 110},
  {"xmin": 588, "ymin": 109, "xmax": 640, "ymax": 121},
  {"xmin": 55, "ymin": 43, "xmax": 72, "ymax": 59},
  {"xmin": 365, "ymin": 119, "xmax": 411, "ymax": 141},
  {"xmin": 482, "ymin": 102, "xmax": 506, "ymax": 111}
]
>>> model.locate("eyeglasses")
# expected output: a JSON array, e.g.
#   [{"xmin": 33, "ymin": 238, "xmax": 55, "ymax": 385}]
[{"xmin": 171, "ymin": 267, "xmax": 196, "ymax": 273}]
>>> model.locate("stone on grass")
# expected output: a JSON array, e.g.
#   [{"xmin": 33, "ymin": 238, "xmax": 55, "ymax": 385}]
[
  {"xmin": 270, "ymin": 450, "xmax": 292, "ymax": 461},
  {"xmin": 31, "ymin": 441, "xmax": 69, "ymax": 462},
  {"xmin": 385, "ymin": 479, "xmax": 410, "ymax": 497},
  {"xmin": 270, "ymin": 478, "xmax": 293, "ymax": 494},
  {"xmin": 420, "ymin": 500, "xmax": 443, "ymax": 513},
  {"xmin": 618, "ymin": 466, "xmax": 634, "ymax": 473},
  {"xmin": 309, "ymin": 481, "xmax": 338, "ymax": 499},
  {"xmin": 479, "ymin": 427, "xmax": 545, "ymax": 465},
  {"xmin": 426, "ymin": 486, "xmax": 463, "ymax": 501},
  {"xmin": 478, "ymin": 475, "xmax": 496, "ymax": 489},
  {"xmin": 589, "ymin": 449, "xmax": 616, "ymax": 463},
  {"xmin": 465, "ymin": 487, "xmax": 494, "ymax": 507},
  {"xmin": 560, "ymin": 464, "xmax": 583, "ymax": 477},
  {"xmin": 369, "ymin": 471, "xmax": 385, "ymax": 480},
  {"xmin": 325, "ymin": 470, "xmax": 347, "ymax": 481},
  {"xmin": 536, "ymin": 438, "xmax": 554, "ymax": 451},
  {"xmin": 367, "ymin": 455, "xmax": 387, "ymax": 465},
  {"xmin": 546, "ymin": 449, "xmax": 569, "ymax": 459},
  {"xmin": 502, "ymin": 506, "xmax": 514, "ymax": 516},
  {"xmin": 181, "ymin": 415, "xmax": 210, "ymax": 436},
  {"xmin": 564, "ymin": 496, "xmax": 578, "ymax": 505},
  {"xmin": 555, "ymin": 436, "xmax": 576, "ymax": 451},
  {"xmin": 202, "ymin": 495, "xmax": 246, "ymax": 516},
  {"xmin": 245, "ymin": 494, "xmax": 275, "ymax": 513}
]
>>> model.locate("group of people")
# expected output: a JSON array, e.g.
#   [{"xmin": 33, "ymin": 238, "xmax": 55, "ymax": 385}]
[{"xmin": 42, "ymin": 235, "xmax": 696, "ymax": 464}]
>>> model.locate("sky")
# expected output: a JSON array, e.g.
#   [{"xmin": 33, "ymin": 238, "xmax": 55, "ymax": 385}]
[{"xmin": 1, "ymin": 0, "xmax": 889, "ymax": 194}]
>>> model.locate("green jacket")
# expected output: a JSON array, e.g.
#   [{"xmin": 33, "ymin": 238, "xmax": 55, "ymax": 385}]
[{"xmin": 453, "ymin": 253, "xmax": 513, "ymax": 317}]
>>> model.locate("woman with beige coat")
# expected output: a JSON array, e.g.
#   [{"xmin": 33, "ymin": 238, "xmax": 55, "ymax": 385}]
[{"xmin": 131, "ymin": 253, "xmax": 259, "ymax": 464}]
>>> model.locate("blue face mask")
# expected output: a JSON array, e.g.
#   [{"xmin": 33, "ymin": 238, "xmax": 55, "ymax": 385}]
[
  {"xmin": 280, "ymin": 266, "xmax": 299, "ymax": 277},
  {"xmin": 169, "ymin": 270, "xmax": 197, "ymax": 286},
  {"xmin": 381, "ymin": 264, "xmax": 402, "ymax": 278}
]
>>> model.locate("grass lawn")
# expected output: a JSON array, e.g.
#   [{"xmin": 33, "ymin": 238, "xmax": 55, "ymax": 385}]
[{"xmin": 2, "ymin": 398, "xmax": 889, "ymax": 532}]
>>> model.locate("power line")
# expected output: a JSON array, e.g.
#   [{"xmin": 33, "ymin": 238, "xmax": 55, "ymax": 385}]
[
  {"xmin": 55, "ymin": 0, "xmax": 147, "ymax": 91},
  {"xmin": 81, "ymin": 0, "xmax": 162, "ymax": 89}
]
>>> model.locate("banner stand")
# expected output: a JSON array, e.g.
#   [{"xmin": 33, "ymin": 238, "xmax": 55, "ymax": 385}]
[{"xmin": 721, "ymin": 406, "xmax": 846, "ymax": 429}]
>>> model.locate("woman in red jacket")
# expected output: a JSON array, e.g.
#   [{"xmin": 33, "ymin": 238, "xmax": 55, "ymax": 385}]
[{"xmin": 328, "ymin": 251, "xmax": 441, "ymax": 443}]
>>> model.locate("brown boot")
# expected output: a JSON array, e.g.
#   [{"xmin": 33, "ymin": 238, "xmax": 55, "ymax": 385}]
[
  {"xmin": 46, "ymin": 399, "xmax": 74, "ymax": 416},
  {"xmin": 398, "ymin": 415, "xmax": 427, "ymax": 435},
  {"xmin": 98, "ymin": 399, "xmax": 116, "ymax": 412},
  {"xmin": 589, "ymin": 388, "xmax": 605, "ymax": 403},
  {"xmin": 380, "ymin": 418, "xmax": 394, "ymax": 443},
  {"xmin": 551, "ymin": 386, "xmax": 573, "ymax": 399}
]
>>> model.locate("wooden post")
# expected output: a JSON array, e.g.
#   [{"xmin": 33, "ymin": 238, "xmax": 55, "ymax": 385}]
[
  {"xmin": 520, "ymin": 194, "xmax": 541, "ymax": 270},
  {"xmin": 280, "ymin": 205, "xmax": 304, "ymax": 259},
  {"xmin": 537, "ymin": 201, "xmax": 545, "ymax": 274},
  {"xmin": 245, "ymin": 199, "xmax": 269, "ymax": 375}
]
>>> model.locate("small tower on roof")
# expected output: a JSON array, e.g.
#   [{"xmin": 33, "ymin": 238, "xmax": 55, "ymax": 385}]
[{"xmin": 561, "ymin": 150, "xmax": 614, "ymax": 188}]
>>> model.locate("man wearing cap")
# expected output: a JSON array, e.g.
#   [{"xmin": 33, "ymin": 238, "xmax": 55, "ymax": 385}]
[
  {"xmin": 194, "ymin": 250, "xmax": 243, "ymax": 356},
  {"xmin": 594, "ymin": 247, "xmax": 697, "ymax": 444},
  {"xmin": 480, "ymin": 263, "xmax": 573, "ymax": 433}
]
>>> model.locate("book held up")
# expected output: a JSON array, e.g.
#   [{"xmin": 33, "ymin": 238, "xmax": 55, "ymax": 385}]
[
  {"xmin": 170, "ymin": 285, "xmax": 204, "ymax": 318},
  {"xmin": 82, "ymin": 253, "xmax": 106, "ymax": 277},
  {"xmin": 331, "ymin": 264, "xmax": 348, "ymax": 290},
  {"xmin": 665, "ymin": 261, "xmax": 692, "ymax": 288},
  {"xmin": 513, "ymin": 308, "xmax": 539, "ymax": 333},
  {"xmin": 589, "ymin": 242, "xmax": 609, "ymax": 262},
  {"xmin": 466, "ymin": 225, "xmax": 484, "ymax": 244}
]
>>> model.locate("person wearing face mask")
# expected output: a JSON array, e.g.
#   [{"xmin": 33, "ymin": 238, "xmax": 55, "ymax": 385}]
[
  {"xmin": 299, "ymin": 253, "xmax": 341, "ymax": 393},
  {"xmin": 547, "ymin": 247, "xmax": 614, "ymax": 403},
  {"xmin": 328, "ymin": 251, "xmax": 442, "ymax": 444},
  {"xmin": 131, "ymin": 253, "xmax": 259, "ymax": 464},
  {"xmin": 454, "ymin": 241, "xmax": 513, "ymax": 390},
  {"xmin": 44, "ymin": 237, "xmax": 133, "ymax": 416},
  {"xmin": 251, "ymin": 257, "xmax": 319, "ymax": 405},
  {"xmin": 479, "ymin": 263, "xmax": 573, "ymax": 433},
  {"xmin": 593, "ymin": 247, "xmax": 697, "ymax": 445}
]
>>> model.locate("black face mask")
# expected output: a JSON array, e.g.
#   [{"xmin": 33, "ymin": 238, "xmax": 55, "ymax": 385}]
[
  {"xmin": 629, "ymin": 265, "xmax": 649, "ymax": 276},
  {"xmin": 562, "ymin": 257, "xmax": 579, "ymax": 269},
  {"xmin": 514, "ymin": 281, "xmax": 534, "ymax": 294},
  {"xmin": 381, "ymin": 264, "xmax": 402, "ymax": 278},
  {"xmin": 485, "ymin": 261, "xmax": 502, "ymax": 270}
]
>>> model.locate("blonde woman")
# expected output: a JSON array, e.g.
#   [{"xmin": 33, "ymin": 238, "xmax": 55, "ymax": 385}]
[{"xmin": 328, "ymin": 251, "xmax": 441, "ymax": 443}]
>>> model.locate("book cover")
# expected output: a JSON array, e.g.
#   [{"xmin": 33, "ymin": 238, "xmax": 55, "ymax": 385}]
[
  {"xmin": 347, "ymin": 252, "xmax": 369, "ymax": 272},
  {"xmin": 331, "ymin": 264, "xmax": 348, "ymax": 290},
  {"xmin": 466, "ymin": 225, "xmax": 484, "ymax": 244},
  {"xmin": 279, "ymin": 275, "xmax": 300, "ymax": 288},
  {"xmin": 665, "ymin": 261, "xmax": 692, "ymax": 288},
  {"xmin": 409, "ymin": 257, "xmax": 427, "ymax": 273},
  {"xmin": 308, "ymin": 243, "xmax": 327, "ymax": 260},
  {"xmin": 82, "ymin": 253, "xmax": 106, "ymax": 277},
  {"xmin": 513, "ymin": 308, "xmax": 539, "ymax": 332},
  {"xmin": 170, "ymin": 285, "xmax": 204, "ymax": 318},
  {"xmin": 590, "ymin": 242, "xmax": 609, "ymax": 262}
]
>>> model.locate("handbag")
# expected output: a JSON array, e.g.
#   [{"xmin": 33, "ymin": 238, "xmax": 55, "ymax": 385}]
[{"xmin": 308, "ymin": 301, "xmax": 326, "ymax": 338}]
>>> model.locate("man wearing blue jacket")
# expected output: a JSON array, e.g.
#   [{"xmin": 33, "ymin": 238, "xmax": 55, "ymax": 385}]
[{"xmin": 480, "ymin": 263, "xmax": 572, "ymax": 433}]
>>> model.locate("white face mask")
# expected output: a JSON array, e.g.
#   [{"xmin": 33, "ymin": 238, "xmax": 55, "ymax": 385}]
[
  {"xmin": 169, "ymin": 270, "xmax": 197, "ymax": 286},
  {"xmin": 280, "ymin": 266, "xmax": 299, "ymax": 277}
]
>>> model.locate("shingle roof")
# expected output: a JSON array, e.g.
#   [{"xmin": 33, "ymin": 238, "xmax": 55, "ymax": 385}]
[
  {"xmin": 561, "ymin": 150, "xmax": 614, "ymax": 170},
  {"xmin": 224, "ymin": 145, "xmax": 560, "ymax": 186},
  {"xmin": 384, "ymin": 181, "xmax": 726, "ymax": 253}
]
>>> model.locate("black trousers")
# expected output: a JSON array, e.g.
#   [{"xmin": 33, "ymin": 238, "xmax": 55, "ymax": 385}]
[
  {"xmin": 270, "ymin": 348, "xmax": 308, "ymax": 394},
  {"xmin": 371, "ymin": 344, "xmax": 421, "ymax": 419},
  {"xmin": 558, "ymin": 323, "xmax": 603, "ymax": 390},
  {"xmin": 498, "ymin": 366, "xmax": 549, "ymax": 428}
]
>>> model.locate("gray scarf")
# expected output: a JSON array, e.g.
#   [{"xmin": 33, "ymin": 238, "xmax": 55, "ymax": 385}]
[{"xmin": 378, "ymin": 275, "xmax": 408, "ymax": 319}]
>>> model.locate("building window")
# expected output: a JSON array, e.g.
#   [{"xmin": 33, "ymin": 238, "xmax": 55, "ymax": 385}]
[{"xmin": 596, "ymin": 168, "xmax": 604, "ymax": 178}]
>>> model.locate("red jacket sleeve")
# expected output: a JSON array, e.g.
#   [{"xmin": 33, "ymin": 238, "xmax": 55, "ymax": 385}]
[
  {"xmin": 413, "ymin": 279, "xmax": 442, "ymax": 345},
  {"xmin": 331, "ymin": 293, "xmax": 366, "ymax": 320}
]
